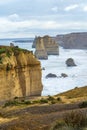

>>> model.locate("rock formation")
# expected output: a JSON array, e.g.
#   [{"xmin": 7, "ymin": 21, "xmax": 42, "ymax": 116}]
[
  {"xmin": 10, "ymin": 43, "xmax": 14, "ymax": 47},
  {"xmin": 66, "ymin": 58, "xmax": 76, "ymax": 67},
  {"xmin": 35, "ymin": 37, "xmax": 48, "ymax": 59},
  {"xmin": 45, "ymin": 73, "xmax": 57, "ymax": 78},
  {"xmin": 43, "ymin": 35, "xmax": 59, "ymax": 55},
  {"xmin": 55, "ymin": 32, "xmax": 87, "ymax": 49},
  {"xmin": 0, "ymin": 46, "xmax": 43, "ymax": 101},
  {"xmin": 32, "ymin": 36, "xmax": 37, "ymax": 48},
  {"xmin": 34, "ymin": 35, "xmax": 59, "ymax": 59},
  {"xmin": 60, "ymin": 73, "xmax": 68, "ymax": 78}
]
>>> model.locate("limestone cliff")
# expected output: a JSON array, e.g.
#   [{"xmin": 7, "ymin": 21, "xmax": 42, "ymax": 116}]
[
  {"xmin": 43, "ymin": 35, "xmax": 59, "ymax": 55},
  {"xmin": 0, "ymin": 46, "xmax": 43, "ymax": 101},
  {"xmin": 34, "ymin": 35, "xmax": 59, "ymax": 59},
  {"xmin": 35, "ymin": 37, "xmax": 48, "ymax": 59},
  {"xmin": 55, "ymin": 32, "xmax": 87, "ymax": 49}
]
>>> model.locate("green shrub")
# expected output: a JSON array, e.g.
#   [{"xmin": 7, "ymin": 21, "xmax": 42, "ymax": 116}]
[
  {"xmin": 4, "ymin": 100, "xmax": 19, "ymax": 107},
  {"xmin": 33, "ymin": 100, "xmax": 41, "ymax": 104},
  {"xmin": 51, "ymin": 100, "xmax": 57, "ymax": 104},
  {"xmin": 47, "ymin": 95, "xmax": 55, "ymax": 101},
  {"xmin": 0, "ymin": 56, "xmax": 2, "ymax": 63},
  {"xmin": 57, "ymin": 97, "xmax": 61, "ymax": 101},
  {"xmin": 0, "ymin": 48, "xmax": 6, "ymax": 54},
  {"xmin": 24, "ymin": 100, "xmax": 32, "ymax": 105},
  {"xmin": 79, "ymin": 101, "xmax": 87, "ymax": 108},
  {"xmin": 40, "ymin": 98, "xmax": 48, "ymax": 103}
]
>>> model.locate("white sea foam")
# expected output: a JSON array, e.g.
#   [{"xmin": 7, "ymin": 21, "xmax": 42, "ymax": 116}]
[
  {"xmin": 40, "ymin": 47, "xmax": 87, "ymax": 96},
  {"xmin": 0, "ymin": 40, "xmax": 87, "ymax": 96}
]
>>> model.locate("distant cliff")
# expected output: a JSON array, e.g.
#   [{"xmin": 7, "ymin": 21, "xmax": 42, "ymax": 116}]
[
  {"xmin": 0, "ymin": 46, "xmax": 43, "ymax": 101},
  {"xmin": 34, "ymin": 35, "xmax": 59, "ymax": 59},
  {"xmin": 55, "ymin": 32, "xmax": 87, "ymax": 49}
]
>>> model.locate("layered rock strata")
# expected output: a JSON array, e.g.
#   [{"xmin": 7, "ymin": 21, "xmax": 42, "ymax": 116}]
[
  {"xmin": 35, "ymin": 37, "xmax": 48, "ymax": 59},
  {"xmin": 55, "ymin": 32, "xmax": 87, "ymax": 49},
  {"xmin": 34, "ymin": 35, "xmax": 59, "ymax": 59},
  {"xmin": 0, "ymin": 46, "xmax": 43, "ymax": 101}
]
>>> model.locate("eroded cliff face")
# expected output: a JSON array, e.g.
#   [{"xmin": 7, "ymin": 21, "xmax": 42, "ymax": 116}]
[
  {"xmin": 35, "ymin": 37, "xmax": 48, "ymax": 59},
  {"xmin": 55, "ymin": 32, "xmax": 87, "ymax": 49},
  {"xmin": 43, "ymin": 35, "xmax": 59, "ymax": 55},
  {"xmin": 34, "ymin": 35, "xmax": 59, "ymax": 59},
  {"xmin": 0, "ymin": 46, "xmax": 43, "ymax": 101}
]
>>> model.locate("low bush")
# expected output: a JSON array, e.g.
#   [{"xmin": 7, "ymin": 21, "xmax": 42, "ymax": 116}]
[
  {"xmin": 4, "ymin": 100, "xmax": 19, "ymax": 107},
  {"xmin": 0, "ymin": 48, "xmax": 6, "ymax": 54},
  {"xmin": 47, "ymin": 95, "xmax": 55, "ymax": 101},
  {"xmin": 57, "ymin": 97, "xmax": 61, "ymax": 101},
  {"xmin": 79, "ymin": 101, "xmax": 87, "ymax": 108},
  {"xmin": 40, "ymin": 98, "xmax": 48, "ymax": 103},
  {"xmin": 64, "ymin": 111, "xmax": 87, "ymax": 128},
  {"xmin": 51, "ymin": 111, "xmax": 87, "ymax": 130},
  {"xmin": 24, "ymin": 100, "xmax": 32, "ymax": 105}
]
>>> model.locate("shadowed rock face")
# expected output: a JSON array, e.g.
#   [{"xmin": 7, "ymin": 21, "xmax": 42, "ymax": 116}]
[
  {"xmin": 45, "ymin": 73, "xmax": 57, "ymax": 78},
  {"xmin": 35, "ymin": 37, "xmax": 48, "ymax": 60},
  {"xmin": 0, "ymin": 46, "xmax": 43, "ymax": 101},
  {"xmin": 55, "ymin": 32, "xmax": 87, "ymax": 49},
  {"xmin": 66, "ymin": 58, "xmax": 76, "ymax": 67},
  {"xmin": 34, "ymin": 35, "xmax": 59, "ymax": 59}
]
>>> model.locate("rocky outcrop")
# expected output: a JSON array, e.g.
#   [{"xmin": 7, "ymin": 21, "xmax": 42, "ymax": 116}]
[
  {"xmin": 55, "ymin": 32, "xmax": 87, "ymax": 49},
  {"xmin": 60, "ymin": 73, "xmax": 68, "ymax": 78},
  {"xmin": 43, "ymin": 35, "xmax": 59, "ymax": 55},
  {"xmin": 45, "ymin": 73, "xmax": 57, "ymax": 78},
  {"xmin": 32, "ymin": 36, "xmax": 37, "ymax": 48},
  {"xmin": 66, "ymin": 58, "xmax": 76, "ymax": 67},
  {"xmin": 34, "ymin": 37, "xmax": 48, "ymax": 59},
  {"xmin": 0, "ymin": 46, "xmax": 43, "ymax": 101},
  {"xmin": 34, "ymin": 35, "xmax": 59, "ymax": 59}
]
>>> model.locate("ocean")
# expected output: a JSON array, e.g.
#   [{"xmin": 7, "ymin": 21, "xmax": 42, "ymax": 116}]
[{"xmin": 0, "ymin": 38, "xmax": 87, "ymax": 96}]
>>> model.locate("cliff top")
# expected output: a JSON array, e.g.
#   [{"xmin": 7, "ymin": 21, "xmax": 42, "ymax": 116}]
[{"xmin": 0, "ymin": 45, "xmax": 40, "ymax": 70}]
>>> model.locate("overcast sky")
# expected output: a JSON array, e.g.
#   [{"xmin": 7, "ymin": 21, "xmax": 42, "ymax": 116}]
[{"xmin": 0, "ymin": 0, "xmax": 87, "ymax": 38}]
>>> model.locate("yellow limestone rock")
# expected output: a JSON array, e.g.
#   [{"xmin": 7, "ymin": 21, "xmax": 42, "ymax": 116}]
[
  {"xmin": 0, "ymin": 46, "xmax": 43, "ymax": 101},
  {"xmin": 34, "ymin": 35, "xmax": 59, "ymax": 59}
]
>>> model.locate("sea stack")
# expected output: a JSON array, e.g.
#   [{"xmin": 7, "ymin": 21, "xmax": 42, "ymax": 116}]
[
  {"xmin": 34, "ymin": 35, "xmax": 59, "ymax": 59},
  {"xmin": 35, "ymin": 37, "xmax": 48, "ymax": 59}
]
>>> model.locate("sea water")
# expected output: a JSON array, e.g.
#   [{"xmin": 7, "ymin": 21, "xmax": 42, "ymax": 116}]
[{"xmin": 0, "ymin": 38, "xmax": 87, "ymax": 96}]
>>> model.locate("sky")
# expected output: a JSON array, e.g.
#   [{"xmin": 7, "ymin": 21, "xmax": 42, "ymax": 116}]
[{"xmin": 0, "ymin": 0, "xmax": 87, "ymax": 38}]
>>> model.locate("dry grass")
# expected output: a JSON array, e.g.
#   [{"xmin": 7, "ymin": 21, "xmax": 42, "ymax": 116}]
[
  {"xmin": 0, "ymin": 86, "xmax": 87, "ymax": 130},
  {"xmin": 57, "ymin": 86, "xmax": 87, "ymax": 98}
]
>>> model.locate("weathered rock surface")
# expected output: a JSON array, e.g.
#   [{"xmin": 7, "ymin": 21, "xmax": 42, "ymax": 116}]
[
  {"xmin": 45, "ymin": 73, "xmax": 57, "ymax": 78},
  {"xmin": 34, "ymin": 35, "xmax": 59, "ymax": 59},
  {"xmin": 43, "ymin": 35, "xmax": 59, "ymax": 55},
  {"xmin": 32, "ymin": 36, "xmax": 37, "ymax": 48},
  {"xmin": 55, "ymin": 32, "xmax": 87, "ymax": 49},
  {"xmin": 35, "ymin": 37, "xmax": 48, "ymax": 59},
  {"xmin": 66, "ymin": 58, "xmax": 76, "ymax": 67},
  {"xmin": 0, "ymin": 46, "xmax": 43, "ymax": 101},
  {"xmin": 60, "ymin": 73, "xmax": 68, "ymax": 78}
]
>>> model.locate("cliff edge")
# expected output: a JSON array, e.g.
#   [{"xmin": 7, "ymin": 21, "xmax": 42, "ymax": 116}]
[
  {"xmin": 0, "ymin": 46, "xmax": 43, "ymax": 101},
  {"xmin": 55, "ymin": 32, "xmax": 87, "ymax": 49}
]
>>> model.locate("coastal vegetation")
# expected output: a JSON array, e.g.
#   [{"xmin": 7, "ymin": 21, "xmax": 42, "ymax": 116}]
[{"xmin": 0, "ymin": 86, "xmax": 87, "ymax": 130}]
